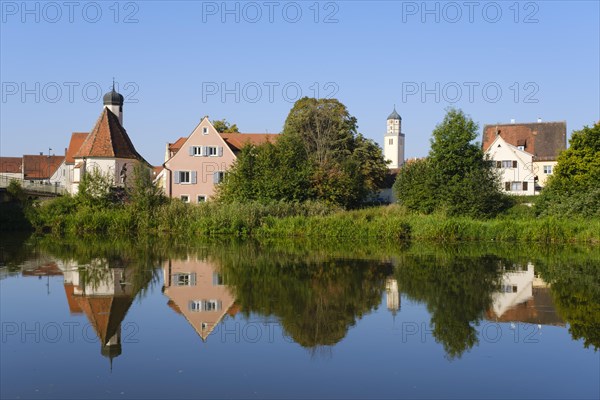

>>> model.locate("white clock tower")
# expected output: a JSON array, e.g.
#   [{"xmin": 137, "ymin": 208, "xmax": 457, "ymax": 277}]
[{"xmin": 384, "ymin": 107, "xmax": 405, "ymax": 169}]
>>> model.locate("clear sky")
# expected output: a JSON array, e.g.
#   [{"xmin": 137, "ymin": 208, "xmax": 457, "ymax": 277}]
[{"xmin": 1, "ymin": 0, "xmax": 598, "ymax": 166}]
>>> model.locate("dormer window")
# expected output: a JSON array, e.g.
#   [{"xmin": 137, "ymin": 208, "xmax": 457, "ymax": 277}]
[{"xmin": 517, "ymin": 145, "xmax": 525, "ymax": 151}]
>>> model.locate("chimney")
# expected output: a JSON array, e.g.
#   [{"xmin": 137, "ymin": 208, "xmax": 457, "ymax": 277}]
[
  {"xmin": 537, "ymin": 117, "xmax": 542, "ymax": 123},
  {"xmin": 510, "ymin": 119, "xmax": 515, "ymax": 124}
]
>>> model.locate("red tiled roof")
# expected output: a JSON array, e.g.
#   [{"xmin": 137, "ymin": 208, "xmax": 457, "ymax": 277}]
[
  {"xmin": 153, "ymin": 166, "xmax": 164, "ymax": 177},
  {"xmin": 168, "ymin": 137, "xmax": 187, "ymax": 153},
  {"xmin": 220, "ymin": 133, "xmax": 279, "ymax": 152},
  {"xmin": 75, "ymin": 295, "xmax": 133, "ymax": 346},
  {"xmin": 22, "ymin": 262, "xmax": 63, "ymax": 277},
  {"xmin": 75, "ymin": 108, "xmax": 146, "ymax": 161},
  {"xmin": 0, "ymin": 157, "xmax": 22, "ymax": 173},
  {"xmin": 482, "ymin": 121, "xmax": 566, "ymax": 160},
  {"xmin": 22, "ymin": 155, "xmax": 64, "ymax": 179},
  {"xmin": 65, "ymin": 132, "xmax": 89, "ymax": 163}
]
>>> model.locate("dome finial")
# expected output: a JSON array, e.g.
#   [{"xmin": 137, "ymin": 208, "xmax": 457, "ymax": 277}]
[
  {"xmin": 112, "ymin": 77, "xmax": 115, "ymax": 91},
  {"xmin": 387, "ymin": 106, "xmax": 401, "ymax": 121}
]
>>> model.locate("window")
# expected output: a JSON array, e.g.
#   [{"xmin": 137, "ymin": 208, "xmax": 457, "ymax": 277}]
[
  {"xmin": 206, "ymin": 146, "xmax": 218, "ymax": 156},
  {"xmin": 517, "ymin": 145, "xmax": 525, "ymax": 151},
  {"xmin": 501, "ymin": 160, "xmax": 513, "ymax": 168},
  {"xmin": 213, "ymin": 171, "xmax": 225, "ymax": 184},
  {"xmin": 202, "ymin": 127, "xmax": 208, "ymax": 135},
  {"xmin": 173, "ymin": 273, "xmax": 196, "ymax": 286},
  {"xmin": 174, "ymin": 170, "xmax": 197, "ymax": 184},
  {"xmin": 191, "ymin": 146, "xmax": 202, "ymax": 156},
  {"xmin": 212, "ymin": 272, "xmax": 224, "ymax": 286},
  {"xmin": 197, "ymin": 195, "xmax": 206, "ymax": 203},
  {"xmin": 389, "ymin": 138, "xmax": 393, "ymax": 145},
  {"xmin": 543, "ymin": 165, "xmax": 553, "ymax": 174},
  {"xmin": 189, "ymin": 146, "xmax": 222, "ymax": 157},
  {"xmin": 179, "ymin": 171, "xmax": 190, "ymax": 183},
  {"xmin": 511, "ymin": 181, "xmax": 522, "ymax": 191},
  {"xmin": 189, "ymin": 300, "xmax": 222, "ymax": 312},
  {"xmin": 180, "ymin": 195, "xmax": 190, "ymax": 203}
]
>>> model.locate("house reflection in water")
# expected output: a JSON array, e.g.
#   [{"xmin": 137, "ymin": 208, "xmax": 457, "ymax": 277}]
[
  {"xmin": 60, "ymin": 260, "xmax": 140, "ymax": 365},
  {"xmin": 162, "ymin": 258, "xmax": 237, "ymax": 341},
  {"xmin": 385, "ymin": 277, "xmax": 400, "ymax": 316},
  {"xmin": 486, "ymin": 262, "xmax": 564, "ymax": 326}
]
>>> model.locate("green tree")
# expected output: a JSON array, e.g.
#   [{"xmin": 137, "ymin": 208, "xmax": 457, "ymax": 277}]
[
  {"xmin": 212, "ymin": 119, "xmax": 239, "ymax": 133},
  {"xmin": 77, "ymin": 168, "xmax": 113, "ymax": 208},
  {"xmin": 127, "ymin": 163, "xmax": 166, "ymax": 212},
  {"xmin": 218, "ymin": 98, "xmax": 387, "ymax": 208},
  {"xmin": 394, "ymin": 108, "xmax": 510, "ymax": 217},
  {"xmin": 536, "ymin": 122, "xmax": 600, "ymax": 217}
]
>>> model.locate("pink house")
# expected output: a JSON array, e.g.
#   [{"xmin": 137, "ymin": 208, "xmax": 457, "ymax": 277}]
[{"xmin": 163, "ymin": 117, "xmax": 277, "ymax": 202}]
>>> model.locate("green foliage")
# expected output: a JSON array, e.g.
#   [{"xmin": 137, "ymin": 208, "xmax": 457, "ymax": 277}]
[
  {"xmin": 6, "ymin": 179, "xmax": 27, "ymax": 203},
  {"xmin": 394, "ymin": 253, "xmax": 501, "ymax": 359},
  {"xmin": 127, "ymin": 163, "xmax": 167, "ymax": 213},
  {"xmin": 77, "ymin": 168, "xmax": 113, "ymax": 208},
  {"xmin": 394, "ymin": 108, "xmax": 511, "ymax": 218},
  {"xmin": 217, "ymin": 136, "xmax": 312, "ymax": 203},
  {"xmin": 212, "ymin": 118, "xmax": 239, "ymax": 133},
  {"xmin": 537, "ymin": 122, "xmax": 600, "ymax": 217},
  {"xmin": 216, "ymin": 248, "xmax": 390, "ymax": 348},
  {"xmin": 218, "ymin": 97, "xmax": 388, "ymax": 208}
]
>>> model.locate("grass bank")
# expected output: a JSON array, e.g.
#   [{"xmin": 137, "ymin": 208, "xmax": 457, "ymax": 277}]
[
  {"xmin": 24, "ymin": 196, "xmax": 600, "ymax": 244},
  {"xmin": 256, "ymin": 205, "xmax": 600, "ymax": 244}
]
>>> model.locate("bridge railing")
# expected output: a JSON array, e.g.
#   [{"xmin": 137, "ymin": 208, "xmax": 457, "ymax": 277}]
[{"xmin": 0, "ymin": 175, "xmax": 67, "ymax": 195}]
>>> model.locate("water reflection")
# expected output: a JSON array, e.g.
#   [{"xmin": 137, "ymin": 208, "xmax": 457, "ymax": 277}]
[
  {"xmin": 60, "ymin": 259, "xmax": 153, "ymax": 364},
  {"xmin": 162, "ymin": 258, "xmax": 237, "ymax": 341},
  {"xmin": 2, "ymin": 235, "xmax": 599, "ymax": 360},
  {"xmin": 486, "ymin": 261, "xmax": 564, "ymax": 326}
]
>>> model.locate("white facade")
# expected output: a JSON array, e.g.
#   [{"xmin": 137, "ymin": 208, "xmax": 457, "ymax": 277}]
[
  {"xmin": 49, "ymin": 160, "xmax": 70, "ymax": 187},
  {"xmin": 491, "ymin": 263, "xmax": 535, "ymax": 317},
  {"xmin": 71, "ymin": 157, "xmax": 140, "ymax": 194},
  {"xmin": 485, "ymin": 135, "xmax": 536, "ymax": 196},
  {"xmin": 384, "ymin": 109, "xmax": 405, "ymax": 169}
]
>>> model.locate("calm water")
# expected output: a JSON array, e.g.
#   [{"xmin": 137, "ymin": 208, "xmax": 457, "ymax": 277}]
[{"xmin": 1, "ymin": 234, "xmax": 599, "ymax": 399}]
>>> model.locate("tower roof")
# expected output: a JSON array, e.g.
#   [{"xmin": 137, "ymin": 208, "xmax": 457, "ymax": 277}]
[
  {"xmin": 75, "ymin": 108, "xmax": 147, "ymax": 161},
  {"xmin": 387, "ymin": 107, "xmax": 401, "ymax": 120},
  {"xmin": 103, "ymin": 86, "xmax": 124, "ymax": 106}
]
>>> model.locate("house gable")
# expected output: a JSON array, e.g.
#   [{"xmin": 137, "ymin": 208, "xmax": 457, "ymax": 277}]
[{"xmin": 482, "ymin": 121, "xmax": 566, "ymax": 161}]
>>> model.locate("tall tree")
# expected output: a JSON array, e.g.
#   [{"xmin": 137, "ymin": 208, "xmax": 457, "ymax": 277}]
[
  {"xmin": 394, "ymin": 108, "xmax": 509, "ymax": 217},
  {"xmin": 212, "ymin": 119, "xmax": 239, "ymax": 133},
  {"xmin": 536, "ymin": 122, "xmax": 600, "ymax": 217},
  {"xmin": 218, "ymin": 98, "xmax": 387, "ymax": 208}
]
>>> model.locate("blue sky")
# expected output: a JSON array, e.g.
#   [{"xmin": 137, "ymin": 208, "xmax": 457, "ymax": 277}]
[{"xmin": 1, "ymin": 0, "xmax": 599, "ymax": 166}]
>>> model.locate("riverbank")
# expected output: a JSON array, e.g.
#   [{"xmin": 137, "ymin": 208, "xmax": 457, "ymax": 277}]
[{"xmin": 11, "ymin": 197, "xmax": 599, "ymax": 244}]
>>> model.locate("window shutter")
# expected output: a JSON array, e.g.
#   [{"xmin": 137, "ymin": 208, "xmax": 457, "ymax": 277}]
[
  {"xmin": 523, "ymin": 182, "xmax": 528, "ymax": 191},
  {"xmin": 203, "ymin": 146, "xmax": 208, "ymax": 157},
  {"xmin": 172, "ymin": 274, "xmax": 180, "ymax": 284},
  {"xmin": 188, "ymin": 301, "xmax": 194, "ymax": 311},
  {"xmin": 213, "ymin": 172, "xmax": 219, "ymax": 184},
  {"xmin": 218, "ymin": 146, "xmax": 223, "ymax": 157},
  {"xmin": 512, "ymin": 161, "xmax": 517, "ymax": 168},
  {"xmin": 190, "ymin": 273, "xmax": 197, "ymax": 286},
  {"xmin": 174, "ymin": 171, "xmax": 180, "ymax": 184},
  {"xmin": 496, "ymin": 161, "xmax": 501, "ymax": 168},
  {"xmin": 191, "ymin": 171, "xmax": 197, "ymax": 184},
  {"xmin": 189, "ymin": 147, "xmax": 194, "ymax": 156},
  {"xmin": 505, "ymin": 182, "xmax": 510, "ymax": 191}
]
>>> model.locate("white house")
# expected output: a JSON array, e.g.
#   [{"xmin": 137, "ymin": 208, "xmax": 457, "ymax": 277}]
[{"xmin": 485, "ymin": 134, "xmax": 536, "ymax": 195}]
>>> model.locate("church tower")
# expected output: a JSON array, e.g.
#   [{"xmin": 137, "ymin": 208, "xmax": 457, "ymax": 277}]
[
  {"xmin": 103, "ymin": 82, "xmax": 124, "ymax": 125},
  {"xmin": 384, "ymin": 107, "xmax": 405, "ymax": 168}
]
